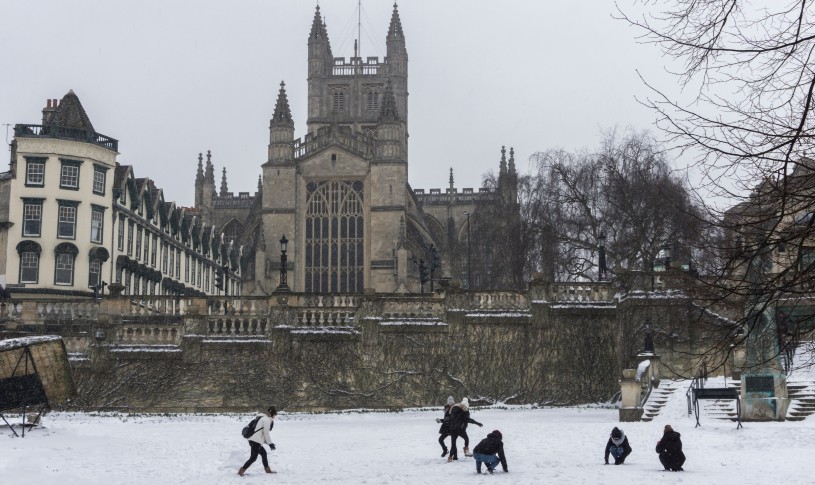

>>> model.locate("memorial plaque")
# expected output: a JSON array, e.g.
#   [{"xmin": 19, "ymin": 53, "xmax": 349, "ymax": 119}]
[{"xmin": 745, "ymin": 375, "xmax": 775, "ymax": 394}]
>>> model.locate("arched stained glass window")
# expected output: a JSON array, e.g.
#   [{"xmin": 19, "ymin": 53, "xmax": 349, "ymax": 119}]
[{"xmin": 305, "ymin": 180, "xmax": 364, "ymax": 293}]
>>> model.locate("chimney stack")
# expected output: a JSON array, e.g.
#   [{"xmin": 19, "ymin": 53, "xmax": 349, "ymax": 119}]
[{"xmin": 42, "ymin": 98, "xmax": 58, "ymax": 125}]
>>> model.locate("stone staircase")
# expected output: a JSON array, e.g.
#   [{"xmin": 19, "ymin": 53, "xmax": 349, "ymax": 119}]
[
  {"xmin": 786, "ymin": 381, "xmax": 815, "ymax": 421},
  {"xmin": 641, "ymin": 382, "xmax": 678, "ymax": 422}
]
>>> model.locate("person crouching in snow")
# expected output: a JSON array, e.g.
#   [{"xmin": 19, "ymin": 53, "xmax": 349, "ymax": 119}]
[
  {"xmin": 448, "ymin": 397, "xmax": 483, "ymax": 461},
  {"xmin": 655, "ymin": 424, "xmax": 685, "ymax": 471},
  {"xmin": 436, "ymin": 396, "xmax": 454, "ymax": 457},
  {"xmin": 473, "ymin": 430, "xmax": 508, "ymax": 474},
  {"xmin": 239, "ymin": 406, "xmax": 277, "ymax": 476},
  {"xmin": 604, "ymin": 427, "xmax": 632, "ymax": 465}
]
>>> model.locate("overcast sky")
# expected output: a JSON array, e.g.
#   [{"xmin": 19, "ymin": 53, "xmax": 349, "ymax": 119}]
[{"xmin": 0, "ymin": 1, "xmax": 674, "ymax": 207}]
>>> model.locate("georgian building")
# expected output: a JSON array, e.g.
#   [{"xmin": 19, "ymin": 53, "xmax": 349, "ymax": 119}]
[{"xmin": 0, "ymin": 91, "xmax": 240, "ymax": 297}]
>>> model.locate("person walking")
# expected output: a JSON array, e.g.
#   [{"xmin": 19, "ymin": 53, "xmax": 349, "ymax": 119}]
[
  {"xmin": 604, "ymin": 427, "xmax": 632, "ymax": 465},
  {"xmin": 473, "ymin": 430, "xmax": 508, "ymax": 474},
  {"xmin": 238, "ymin": 406, "xmax": 277, "ymax": 476},
  {"xmin": 655, "ymin": 424, "xmax": 685, "ymax": 471},
  {"xmin": 448, "ymin": 397, "xmax": 483, "ymax": 462},
  {"xmin": 436, "ymin": 396, "xmax": 454, "ymax": 457}
]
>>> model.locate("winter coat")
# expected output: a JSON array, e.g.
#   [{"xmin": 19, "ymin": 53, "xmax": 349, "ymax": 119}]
[
  {"xmin": 248, "ymin": 413, "xmax": 275, "ymax": 445},
  {"xmin": 473, "ymin": 431, "xmax": 508, "ymax": 472},
  {"xmin": 438, "ymin": 404, "xmax": 452, "ymax": 434},
  {"xmin": 449, "ymin": 404, "xmax": 481, "ymax": 433},
  {"xmin": 604, "ymin": 435, "xmax": 632, "ymax": 463},
  {"xmin": 655, "ymin": 431, "xmax": 685, "ymax": 470}
]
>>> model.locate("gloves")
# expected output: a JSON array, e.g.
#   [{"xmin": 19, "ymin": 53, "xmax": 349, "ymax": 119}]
[
  {"xmin": 268, "ymin": 443, "xmax": 276, "ymax": 450},
  {"xmin": 477, "ymin": 422, "xmax": 483, "ymax": 427}
]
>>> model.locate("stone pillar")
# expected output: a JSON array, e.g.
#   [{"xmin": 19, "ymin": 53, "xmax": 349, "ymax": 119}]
[{"xmin": 619, "ymin": 368, "xmax": 644, "ymax": 422}]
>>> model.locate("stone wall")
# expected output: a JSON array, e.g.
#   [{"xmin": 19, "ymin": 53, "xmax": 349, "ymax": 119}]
[{"xmin": 0, "ymin": 281, "xmax": 733, "ymax": 412}]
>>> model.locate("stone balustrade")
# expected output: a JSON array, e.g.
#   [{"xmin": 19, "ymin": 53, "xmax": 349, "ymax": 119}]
[{"xmin": 542, "ymin": 282, "xmax": 615, "ymax": 303}]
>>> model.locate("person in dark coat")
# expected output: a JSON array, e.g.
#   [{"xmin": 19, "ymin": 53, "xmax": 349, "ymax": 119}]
[
  {"xmin": 473, "ymin": 430, "xmax": 508, "ymax": 474},
  {"xmin": 655, "ymin": 424, "xmax": 685, "ymax": 471},
  {"xmin": 435, "ymin": 396, "xmax": 454, "ymax": 457},
  {"xmin": 447, "ymin": 397, "xmax": 482, "ymax": 462},
  {"xmin": 604, "ymin": 427, "xmax": 632, "ymax": 465}
]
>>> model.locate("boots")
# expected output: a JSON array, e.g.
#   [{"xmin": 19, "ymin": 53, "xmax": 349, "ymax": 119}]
[
  {"xmin": 264, "ymin": 466, "xmax": 273, "ymax": 474},
  {"xmin": 447, "ymin": 455, "xmax": 454, "ymax": 463},
  {"xmin": 441, "ymin": 447, "xmax": 448, "ymax": 458},
  {"xmin": 238, "ymin": 468, "xmax": 246, "ymax": 476},
  {"xmin": 463, "ymin": 446, "xmax": 470, "ymax": 456}
]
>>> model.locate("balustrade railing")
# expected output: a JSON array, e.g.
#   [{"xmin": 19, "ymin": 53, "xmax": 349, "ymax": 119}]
[
  {"xmin": 115, "ymin": 324, "xmax": 181, "ymax": 345},
  {"xmin": 14, "ymin": 124, "xmax": 119, "ymax": 151},
  {"xmin": 129, "ymin": 297, "xmax": 186, "ymax": 316},
  {"xmin": 545, "ymin": 283, "xmax": 614, "ymax": 303}
]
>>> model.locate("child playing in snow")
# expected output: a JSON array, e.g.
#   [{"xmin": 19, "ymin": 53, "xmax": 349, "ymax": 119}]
[
  {"xmin": 473, "ymin": 430, "xmax": 508, "ymax": 474},
  {"xmin": 436, "ymin": 396, "xmax": 454, "ymax": 457},
  {"xmin": 604, "ymin": 427, "xmax": 632, "ymax": 465}
]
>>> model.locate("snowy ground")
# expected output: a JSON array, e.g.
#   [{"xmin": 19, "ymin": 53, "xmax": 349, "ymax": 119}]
[{"xmin": 2, "ymin": 378, "xmax": 813, "ymax": 484}]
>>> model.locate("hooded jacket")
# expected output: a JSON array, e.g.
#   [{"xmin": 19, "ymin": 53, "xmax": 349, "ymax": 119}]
[
  {"xmin": 604, "ymin": 428, "xmax": 632, "ymax": 463},
  {"xmin": 473, "ymin": 431, "xmax": 508, "ymax": 472},
  {"xmin": 449, "ymin": 403, "xmax": 481, "ymax": 433}
]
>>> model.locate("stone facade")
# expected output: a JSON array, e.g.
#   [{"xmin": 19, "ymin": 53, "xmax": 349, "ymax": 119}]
[{"xmin": 192, "ymin": 4, "xmax": 520, "ymax": 296}]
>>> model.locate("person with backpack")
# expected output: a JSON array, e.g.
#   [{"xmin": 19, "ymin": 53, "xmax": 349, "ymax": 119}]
[
  {"xmin": 655, "ymin": 424, "xmax": 685, "ymax": 471},
  {"xmin": 238, "ymin": 406, "xmax": 277, "ymax": 476},
  {"xmin": 447, "ymin": 397, "xmax": 483, "ymax": 462},
  {"xmin": 473, "ymin": 429, "xmax": 508, "ymax": 474},
  {"xmin": 435, "ymin": 396, "xmax": 454, "ymax": 457},
  {"xmin": 604, "ymin": 427, "xmax": 632, "ymax": 465}
]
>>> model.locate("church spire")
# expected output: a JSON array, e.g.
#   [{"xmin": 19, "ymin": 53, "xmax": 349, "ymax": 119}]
[
  {"xmin": 499, "ymin": 146, "xmax": 507, "ymax": 175},
  {"xmin": 220, "ymin": 167, "xmax": 228, "ymax": 197},
  {"xmin": 271, "ymin": 81, "xmax": 293, "ymax": 126},
  {"xmin": 387, "ymin": 3, "xmax": 404, "ymax": 40},
  {"xmin": 257, "ymin": 174, "xmax": 263, "ymax": 194},
  {"xmin": 205, "ymin": 150, "xmax": 215, "ymax": 183},
  {"xmin": 309, "ymin": 5, "xmax": 328, "ymax": 40},
  {"xmin": 379, "ymin": 79, "xmax": 400, "ymax": 122},
  {"xmin": 509, "ymin": 147, "xmax": 516, "ymax": 175},
  {"xmin": 449, "ymin": 167, "xmax": 454, "ymax": 190},
  {"xmin": 196, "ymin": 152, "xmax": 204, "ymax": 183}
]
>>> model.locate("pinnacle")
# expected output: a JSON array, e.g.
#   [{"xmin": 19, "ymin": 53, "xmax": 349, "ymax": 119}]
[
  {"xmin": 272, "ymin": 80, "xmax": 293, "ymax": 125},
  {"xmin": 387, "ymin": 2, "xmax": 404, "ymax": 39}
]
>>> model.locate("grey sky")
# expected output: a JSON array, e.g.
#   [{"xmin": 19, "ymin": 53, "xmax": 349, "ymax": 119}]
[{"xmin": 0, "ymin": 1, "xmax": 671, "ymax": 206}]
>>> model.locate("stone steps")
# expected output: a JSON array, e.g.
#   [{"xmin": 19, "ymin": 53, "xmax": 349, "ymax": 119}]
[
  {"xmin": 640, "ymin": 384, "xmax": 678, "ymax": 422},
  {"xmin": 786, "ymin": 380, "xmax": 815, "ymax": 422}
]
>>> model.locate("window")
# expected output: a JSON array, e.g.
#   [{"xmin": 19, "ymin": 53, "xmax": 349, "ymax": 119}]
[
  {"xmin": 162, "ymin": 243, "xmax": 168, "ymax": 273},
  {"xmin": 366, "ymin": 89, "xmax": 380, "ymax": 111},
  {"xmin": 88, "ymin": 258, "xmax": 102, "ymax": 288},
  {"xmin": 143, "ymin": 233, "xmax": 150, "ymax": 262},
  {"xmin": 175, "ymin": 248, "xmax": 180, "ymax": 277},
  {"xmin": 151, "ymin": 234, "xmax": 157, "ymax": 266},
  {"xmin": 54, "ymin": 243, "xmax": 78, "ymax": 286},
  {"xmin": 169, "ymin": 246, "xmax": 174, "ymax": 276},
  {"xmin": 123, "ymin": 270, "xmax": 130, "ymax": 295},
  {"xmin": 800, "ymin": 248, "xmax": 815, "ymax": 272},
  {"xmin": 185, "ymin": 254, "xmax": 191, "ymax": 282},
  {"xmin": 93, "ymin": 165, "xmax": 107, "ymax": 195},
  {"xmin": 127, "ymin": 222, "xmax": 134, "ymax": 255},
  {"xmin": 59, "ymin": 159, "xmax": 82, "ymax": 190},
  {"xmin": 205, "ymin": 266, "xmax": 210, "ymax": 291},
  {"xmin": 117, "ymin": 216, "xmax": 125, "ymax": 251},
  {"xmin": 332, "ymin": 89, "xmax": 346, "ymax": 112},
  {"xmin": 25, "ymin": 158, "xmax": 46, "ymax": 186},
  {"xmin": 22, "ymin": 199, "xmax": 44, "ymax": 237},
  {"xmin": 90, "ymin": 206, "xmax": 105, "ymax": 244},
  {"xmin": 20, "ymin": 252, "xmax": 39, "ymax": 283},
  {"xmin": 135, "ymin": 227, "xmax": 143, "ymax": 261},
  {"xmin": 57, "ymin": 201, "xmax": 78, "ymax": 239},
  {"xmin": 305, "ymin": 180, "xmax": 365, "ymax": 293},
  {"xmin": 191, "ymin": 258, "xmax": 197, "ymax": 286},
  {"xmin": 134, "ymin": 276, "xmax": 140, "ymax": 295}
]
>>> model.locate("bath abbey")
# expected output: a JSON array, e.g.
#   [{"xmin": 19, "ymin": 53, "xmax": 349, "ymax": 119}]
[{"xmin": 194, "ymin": 4, "xmax": 520, "ymax": 296}]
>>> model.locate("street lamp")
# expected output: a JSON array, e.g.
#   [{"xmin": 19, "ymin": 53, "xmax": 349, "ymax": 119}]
[
  {"xmin": 597, "ymin": 232, "xmax": 607, "ymax": 281},
  {"xmin": 275, "ymin": 234, "xmax": 291, "ymax": 294},
  {"xmin": 464, "ymin": 211, "xmax": 471, "ymax": 289}
]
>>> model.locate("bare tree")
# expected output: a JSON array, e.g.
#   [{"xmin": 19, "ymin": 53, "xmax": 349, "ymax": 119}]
[{"xmin": 619, "ymin": 1, "xmax": 815, "ymax": 373}]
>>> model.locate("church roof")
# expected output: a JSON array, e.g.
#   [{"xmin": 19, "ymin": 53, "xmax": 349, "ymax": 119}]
[{"xmin": 48, "ymin": 90, "xmax": 95, "ymax": 132}]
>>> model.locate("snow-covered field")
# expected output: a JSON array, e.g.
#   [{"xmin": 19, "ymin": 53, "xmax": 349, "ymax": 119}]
[{"xmin": 2, "ymin": 379, "xmax": 813, "ymax": 485}]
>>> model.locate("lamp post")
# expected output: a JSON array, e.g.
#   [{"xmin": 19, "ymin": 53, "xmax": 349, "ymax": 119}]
[
  {"xmin": 597, "ymin": 232, "xmax": 607, "ymax": 281},
  {"xmin": 275, "ymin": 234, "xmax": 291, "ymax": 294},
  {"xmin": 464, "ymin": 211, "xmax": 471, "ymax": 289}
]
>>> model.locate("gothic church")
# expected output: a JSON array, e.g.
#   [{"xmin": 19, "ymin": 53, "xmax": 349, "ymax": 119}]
[{"xmin": 193, "ymin": 4, "xmax": 520, "ymax": 295}]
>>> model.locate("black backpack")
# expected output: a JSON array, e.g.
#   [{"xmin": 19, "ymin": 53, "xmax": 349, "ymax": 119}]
[{"xmin": 241, "ymin": 416, "xmax": 262, "ymax": 439}]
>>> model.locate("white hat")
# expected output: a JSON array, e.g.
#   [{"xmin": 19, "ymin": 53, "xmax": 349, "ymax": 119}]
[
  {"xmin": 461, "ymin": 397, "xmax": 469, "ymax": 409},
  {"xmin": 447, "ymin": 396, "xmax": 455, "ymax": 405}
]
